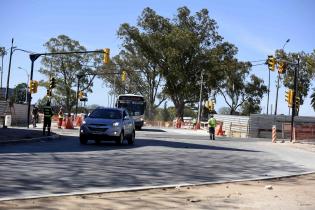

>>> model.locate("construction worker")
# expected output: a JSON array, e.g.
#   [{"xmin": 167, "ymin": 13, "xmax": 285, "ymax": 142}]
[
  {"xmin": 208, "ymin": 115, "xmax": 217, "ymax": 140},
  {"xmin": 43, "ymin": 101, "xmax": 53, "ymax": 136},
  {"xmin": 58, "ymin": 107, "xmax": 64, "ymax": 129}
]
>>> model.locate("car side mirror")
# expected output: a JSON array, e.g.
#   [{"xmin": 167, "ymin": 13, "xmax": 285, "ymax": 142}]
[{"xmin": 124, "ymin": 116, "xmax": 129, "ymax": 120}]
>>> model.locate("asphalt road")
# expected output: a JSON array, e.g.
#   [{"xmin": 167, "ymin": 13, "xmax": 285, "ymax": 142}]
[{"xmin": 0, "ymin": 128, "xmax": 314, "ymax": 201}]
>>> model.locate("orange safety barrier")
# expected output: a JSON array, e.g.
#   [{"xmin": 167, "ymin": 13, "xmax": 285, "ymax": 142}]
[
  {"xmin": 64, "ymin": 116, "xmax": 74, "ymax": 129},
  {"xmin": 272, "ymin": 125, "xmax": 277, "ymax": 143}
]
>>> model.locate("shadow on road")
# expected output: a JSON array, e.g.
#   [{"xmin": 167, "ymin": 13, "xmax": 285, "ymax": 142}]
[
  {"xmin": 0, "ymin": 135, "xmax": 260, "ymax": 154},
  {"xmin": 138, "ymin": 128, "xmax": 166, "ymax": 132}
]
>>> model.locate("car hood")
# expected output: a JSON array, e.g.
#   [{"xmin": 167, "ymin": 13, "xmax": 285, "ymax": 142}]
[{"xmin": 84, "ymin": 118, "xmax": 121, "ymax": 126}]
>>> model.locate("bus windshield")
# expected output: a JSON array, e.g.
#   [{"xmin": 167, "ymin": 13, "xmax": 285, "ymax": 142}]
[
  {"xmin": 118, "ymin": 102, "xmax": 145, "ymax": 116},
  {"xmin": 116, "ymin": 95, "xmax": 146, "ymax": 116}
]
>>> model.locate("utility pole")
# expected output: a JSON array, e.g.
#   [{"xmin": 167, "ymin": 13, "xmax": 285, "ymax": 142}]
[
  {"xmin": 290, "ymin": 55, "xmax": 300, "ymax": 142},
  {"xmin": 196, "ymin": 70, "xmax": 204, "ymax": 129},
  {"xmin": 5, "ymin": 38, "xmax": 14, "ymax": 101}
]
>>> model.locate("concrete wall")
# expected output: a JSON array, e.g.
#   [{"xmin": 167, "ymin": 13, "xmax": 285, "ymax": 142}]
[{"xmin": 0, "ymin": 101, "xmax": 31, "ymax": 126}]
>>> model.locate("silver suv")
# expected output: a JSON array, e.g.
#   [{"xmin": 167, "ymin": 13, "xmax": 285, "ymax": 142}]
[{"xmin": 79, "ymin": 108, "xmax": 135, "ymax": 145}]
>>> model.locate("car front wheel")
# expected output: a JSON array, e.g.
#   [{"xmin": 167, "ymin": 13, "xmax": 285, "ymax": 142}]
[
  {"xmin": 80, "ymin": 135, "xmax": 88, "ymax": 145},
  {"xmin": 127, "ymin": 131, "xmax": 135, "ymax": 145},
  {"xmin": 115, "ymin": 132, "xmax": 124, "ymax": 145}
]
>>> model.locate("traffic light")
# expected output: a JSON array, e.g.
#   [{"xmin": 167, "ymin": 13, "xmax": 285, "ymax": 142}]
[
  {"xmin": 267, "ymin": 55, "xmax": 276, "ymax": 71},
  {"xmin": 296, "ymin": 96, "xmax": 300, "ymax": 109},
  {"xmin": 278, "ymin": 62, "xmax": 286, "ymax": 74},
  {"xmin": 29, "ymin": 80, "xmax": 39, "ymax": 94},
  {"xmin": 78, "ymin": 91, "xmax": 84, "ymax": 99},
  {"xmin": 285, "ymin": 89, "xmax": 293, "ymax": 107},
  {"xmin": 103, "ymin": 48, "xmax": 110, "ymax": 64},
  {"xmin": 121, "ymin": 71, "xmax": 127, "ymax": 81},
  {"xmin": 49, "ymin": 77, "xmax": 56, "ymax": 89},
  {"xmin": 46, "ymin": 89, "xmax": 51, "ymax": 97},
  {"xmin": 209, "ymin": 100, "xmax": 215, "ymax": 111}
]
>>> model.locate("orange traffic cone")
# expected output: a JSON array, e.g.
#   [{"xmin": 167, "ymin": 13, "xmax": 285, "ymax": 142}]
[
  {"xmin": 215, "ymin": 122, "xmax": 224, "ymax": 136},
  {"xmin": 64, "ymin": 116, "xmax": 74, "ymax": 129},
  {"xmin": 75, "ymin": 116, "xmax": 82, "ymax": 127}
]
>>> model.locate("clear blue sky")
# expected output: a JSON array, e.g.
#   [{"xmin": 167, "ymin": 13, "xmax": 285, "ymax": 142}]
[{"xmin": 1, "ymin": 0, "xmax": 315, "ymax": 116}]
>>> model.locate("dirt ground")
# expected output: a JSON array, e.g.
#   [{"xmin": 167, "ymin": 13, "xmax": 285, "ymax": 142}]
[{"xmin": 0, "ymin": 172, "xmax": 314, "ymax": 210}]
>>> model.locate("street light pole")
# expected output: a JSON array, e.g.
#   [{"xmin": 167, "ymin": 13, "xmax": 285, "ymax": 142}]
[
  {"xmin": 274, "ymin": 39, "xmax": 290, "ymax": 115},
  {"xmin": 266, "ymin": 68, "xmax": 271, "ymax": 115}
]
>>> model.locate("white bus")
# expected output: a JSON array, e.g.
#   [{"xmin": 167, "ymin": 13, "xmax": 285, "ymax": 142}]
[{"xmin": 116, "ymin": 94, "xmax": 146, "ymax": 130}]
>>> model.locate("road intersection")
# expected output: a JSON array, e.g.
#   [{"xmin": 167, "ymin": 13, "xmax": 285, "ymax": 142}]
[{"xmin": 0, "ymin": 127, "xmax": 314, "ymax": 201}]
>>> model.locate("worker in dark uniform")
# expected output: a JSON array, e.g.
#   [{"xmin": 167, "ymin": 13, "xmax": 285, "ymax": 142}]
[{"xmin": 43, "ymin": 101, "xmax": 53, "ymax": 136}]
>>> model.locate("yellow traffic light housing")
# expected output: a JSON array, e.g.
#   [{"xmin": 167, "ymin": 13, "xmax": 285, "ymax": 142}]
[
  {"xmin": 278, "ymin": 62, "xmax": 286, "ymax": 74},
  {"xmin": 78, "ymin": 91, "xmax": 84, "ymax": 99},
  {"xmin": 285, "ymin": 89, "xmax": 293, "ymax": 107},
  {"xmin": 103, "ymin": 48, "xmax": 110, "ymax": 64},
  {"xmin": 296, "ymin": 96, "xmax": 300, "ymax": 109},
  {"xmin": 121, "ymin": 71, "xmax": 127, "ymax": 81},
  {"xmin": 267, "ymin": 55, "xmax": 276, "ymax": 71},
  {"xmin": 30, "ymin": 80, "xmax": 39, "ymax": 94}
]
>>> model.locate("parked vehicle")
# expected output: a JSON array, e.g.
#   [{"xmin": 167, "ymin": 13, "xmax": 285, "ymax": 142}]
[{"xmin": 79, "ymin": 107, "xmax": 135, "ymax": 145}]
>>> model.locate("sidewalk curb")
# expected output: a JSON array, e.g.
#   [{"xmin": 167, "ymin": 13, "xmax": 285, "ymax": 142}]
[
  {"xmin": 0, "ymin": 134, "xmax": 60, "ymax": 145},
  {"xmin": 1, "ymin": 171, "xmax": 314, "ymax": 201}
]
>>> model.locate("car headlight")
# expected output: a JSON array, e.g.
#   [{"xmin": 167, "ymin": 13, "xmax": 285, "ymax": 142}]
[
  {"xmin": 82, "ymin": 120, "xmax": 86, "ymax": 124},
  {"xmin": 113, "ymin": 122, "xmax": 120, "ymax": 127},
  {"xmin": 140, "ymin": 118, "xmax": 144, "ymax": 121}
]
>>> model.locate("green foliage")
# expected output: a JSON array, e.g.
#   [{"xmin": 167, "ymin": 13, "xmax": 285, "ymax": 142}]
[
  {"xmin": 218, "ymin": 107, "xmax": 231, "ymax": 115},
  {"xmin": 39, "ymin": 35, "xmax": 98, "ymax": 113},
  {"xmin": 218, "ymin": 58, "xmax": 267, "ymax": 115},
  {"xmin": 240, "ymin": 99, "xmax": 262, "ymax": 116},
  {"xmin": 117, "ymin": 7, "xmax": 226, "ymax": 119},
  {"xmin": 277, "ymin": 50, "xmax": 315, "ymax": 110},
  {"xmin": 12, "ymin": 83, "xmax": 27, "ymax": 104}
]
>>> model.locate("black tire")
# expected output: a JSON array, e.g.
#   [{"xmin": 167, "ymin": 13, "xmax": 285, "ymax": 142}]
[
  {"xmin": 115, "ymin": 132, "xmax": 124, "ymax": 145},
  {"xmin": 127, "ymin": 131, "xmax": 135, "ymax": 145},
  {"xmin": 135, "ymin": 126, "xmax": 142, "ymax": 130},
  {"xmin": 80, "ymin": 136, "xmax": 88, "ymax": 145}
]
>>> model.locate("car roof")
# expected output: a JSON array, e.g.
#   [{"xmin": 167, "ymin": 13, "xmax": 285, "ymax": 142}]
[{"xmin": 94, "ymin": 107, "xmax": 125, "ymax": 112}]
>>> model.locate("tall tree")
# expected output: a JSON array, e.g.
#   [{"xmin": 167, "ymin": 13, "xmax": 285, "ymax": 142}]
[
  {"xmin": 117, "ymin": 7, "xmax": 225, "ymax": 119},
  {"xmin": 39, "ymin": 35, "xmax": 98, "ymax": 113},
  {"xmin": 218, "ymin": 58, "xmax": 267, "ymax": 115},
  {"xmin": 12, "ymin": 83, "xmax": 27, "ymax": 104},
  {"xmin": 277, "ymin": 50, "xmax": 315, "ymax": 115}
]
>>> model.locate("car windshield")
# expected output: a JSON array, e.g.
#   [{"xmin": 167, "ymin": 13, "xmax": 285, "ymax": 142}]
[{"xmin": 89, "ymin": 109, "xmax": 122, "ymax": 119}]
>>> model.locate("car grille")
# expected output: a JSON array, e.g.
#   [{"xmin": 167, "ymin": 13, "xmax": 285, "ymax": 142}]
[{"xmin": 88, "ymin": 127, "xmax": 108, "ymax": 132}]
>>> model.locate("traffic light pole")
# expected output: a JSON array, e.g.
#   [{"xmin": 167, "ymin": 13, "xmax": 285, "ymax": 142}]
[
  {"xmin": 75, "ymin": 74, "xmax": 83, "ymax": 117},
  {"xmin": 26, "ymin": 50, "xmax": 105, "ymax": 128},
  {"xmin": 274, "ymin": 73, "xmax": 280, "ymax": 115},
  {"xmin": 290, "ymin": 56, "xmax": 300, "ymax": 142}
]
